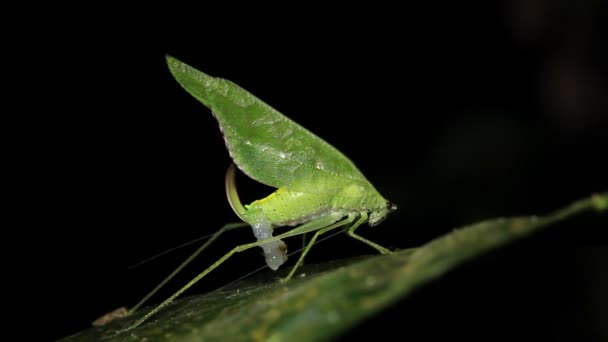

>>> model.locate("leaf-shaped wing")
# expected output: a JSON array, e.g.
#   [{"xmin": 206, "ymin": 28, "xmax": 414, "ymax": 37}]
[{"xmin": 167, "ymin": 56, "xmax": 368, "ymax": 192}]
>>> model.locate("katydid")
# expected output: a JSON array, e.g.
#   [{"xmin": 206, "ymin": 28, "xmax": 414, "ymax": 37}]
[{"xmin": 125, "ymin": 56, "xmax": 397, "ymax": 329}]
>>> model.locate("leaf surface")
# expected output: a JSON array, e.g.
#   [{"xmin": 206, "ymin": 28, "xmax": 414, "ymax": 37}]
[{"xmin": 61, "ymin": 193, "xmax": 607, "ymax": 342}]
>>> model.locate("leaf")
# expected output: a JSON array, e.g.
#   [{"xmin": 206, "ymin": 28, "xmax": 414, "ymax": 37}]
[
  {"xmin": 166, "ymin": 55, "xmax": 372, "ymax": 194},
  {"xmin": 60, "ymin": 192, "xmax": 606, "ymax": 342}
]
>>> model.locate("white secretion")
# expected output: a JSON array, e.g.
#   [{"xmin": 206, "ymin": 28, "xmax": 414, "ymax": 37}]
[{"xmin": 251, "ymin": 222, "xmax": 288, "ymax": 270}]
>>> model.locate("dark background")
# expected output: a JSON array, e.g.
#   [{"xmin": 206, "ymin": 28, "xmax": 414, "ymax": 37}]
[{"xmin": 5, "ymin": 2, "xmax": 607, "ymax": 341}]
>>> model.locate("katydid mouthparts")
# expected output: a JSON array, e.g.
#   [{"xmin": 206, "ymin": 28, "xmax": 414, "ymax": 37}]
[{"xmin": 121, "ymin": 56, "xmax": 397, "ymax": 330}]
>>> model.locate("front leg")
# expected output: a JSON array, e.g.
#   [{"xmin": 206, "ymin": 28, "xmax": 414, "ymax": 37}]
[{"xmin": 347, "ymin": 212, "xmax": 393, "ymax": 255}]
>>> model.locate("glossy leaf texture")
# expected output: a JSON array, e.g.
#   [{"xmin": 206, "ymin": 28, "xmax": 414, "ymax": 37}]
[{"xmin": 60, "ymin": 193, "xmax": 606, "ymax": 342}]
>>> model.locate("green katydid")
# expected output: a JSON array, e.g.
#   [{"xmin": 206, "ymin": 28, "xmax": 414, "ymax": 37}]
[{"xmin": 125, "ymin": 56, "xmax": 397, "ymax": 329}]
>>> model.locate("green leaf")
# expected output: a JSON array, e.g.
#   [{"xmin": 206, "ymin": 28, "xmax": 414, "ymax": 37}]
[{"xmin": 60, "ymin": 192, "xmax": 606, "ymax": 341}]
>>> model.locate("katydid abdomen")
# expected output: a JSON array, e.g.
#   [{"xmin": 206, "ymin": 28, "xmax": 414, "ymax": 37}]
[
  {"xmin": 225, "ymin": 163, "xmax": 392, "ymax": 270},
  {"xmin": 226, "ymin": 163, "xmax": 338, "ymax": 270}
]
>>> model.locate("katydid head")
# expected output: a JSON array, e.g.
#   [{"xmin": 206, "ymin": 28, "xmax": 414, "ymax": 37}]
[{"xmin": 368, "ymin": 201, "xmax": 398, "ymax": 226}]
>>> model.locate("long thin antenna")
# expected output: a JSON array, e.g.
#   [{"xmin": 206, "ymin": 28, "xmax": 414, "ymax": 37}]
[
  {"xmin": 128, "ymin": 222, "xmax": 248, "ymax": 314},
  {"xmin": 128, "ymin": 233, "xmax": 221, "ymax": 270}
]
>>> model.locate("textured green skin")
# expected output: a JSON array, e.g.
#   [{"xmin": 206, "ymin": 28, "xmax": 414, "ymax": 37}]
[
  {"xmin": 166, "ymin": 56, "xmax": 393, "ymax": 227},
  {"xmin": 246, "ymin": 183, "xmax": 376, "ymax": 226}
]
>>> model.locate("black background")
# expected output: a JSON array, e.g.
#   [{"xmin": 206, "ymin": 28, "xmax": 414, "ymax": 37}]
[{"xmin": 4, "ymin": 2, "xmax": 607, "ymax": 341}]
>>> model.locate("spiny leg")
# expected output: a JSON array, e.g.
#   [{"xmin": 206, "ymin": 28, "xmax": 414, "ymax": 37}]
[
  {"xmin": 128, "ymin": 222, "xmax": 249, "ymax": 315},
  {"xmin": 347, "ymin": 212, "xmax": 393, "ymax": 255},
  {"xmin": 281, "ymin": 213, "xmax": 356, "ymax": 283},
  {"xmin": 123, "ymin": 217, "xmax": 344, "ymax": 331}
]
